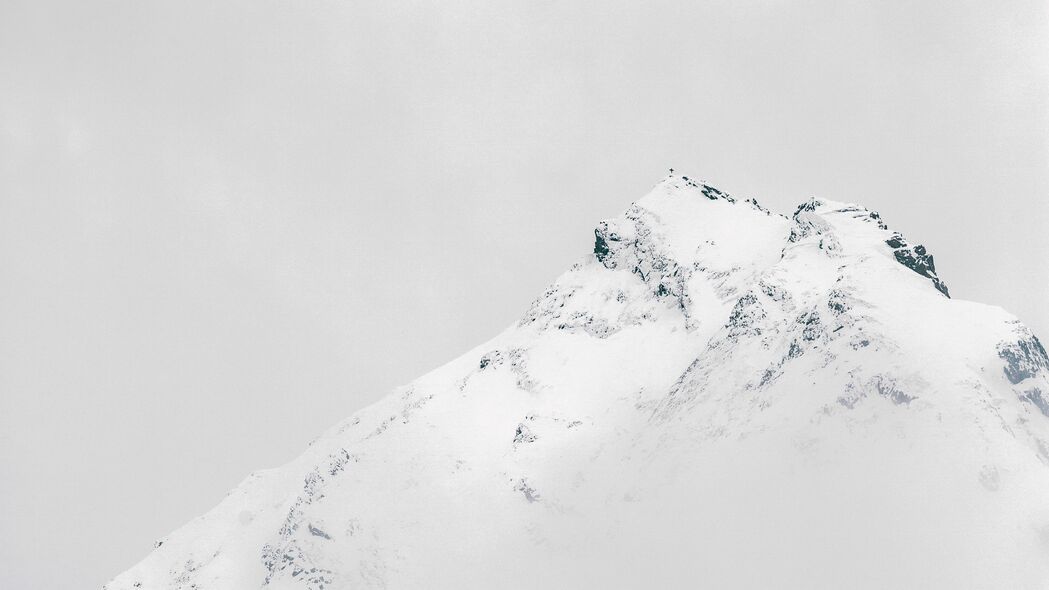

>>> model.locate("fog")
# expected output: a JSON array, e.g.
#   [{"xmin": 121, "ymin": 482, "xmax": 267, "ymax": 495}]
[{"xmin": 1, "ymin": 1, "xmax": 1046, "ymax": 587}]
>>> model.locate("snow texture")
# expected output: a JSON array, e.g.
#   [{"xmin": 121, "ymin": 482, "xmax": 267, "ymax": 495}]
[{"xmin": 106, "ymin": 173, "xmax": 1049, "ymax": 590}]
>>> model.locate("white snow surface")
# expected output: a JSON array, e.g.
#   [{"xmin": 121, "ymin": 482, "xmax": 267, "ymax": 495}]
[{"xmin": 107, "ymin": 175, "xmax": 1049, "ymax": 589}]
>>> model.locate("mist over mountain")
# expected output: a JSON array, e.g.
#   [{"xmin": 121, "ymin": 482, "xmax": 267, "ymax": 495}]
[{"xmin": 107, "ymin": 173, "xmax": 1049, "ymax": 589}]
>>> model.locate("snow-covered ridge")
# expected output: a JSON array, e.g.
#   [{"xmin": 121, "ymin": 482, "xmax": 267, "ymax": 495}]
[{"xmin": 107, "ymin": 173, "xmax": 1049, "ymax": 590}]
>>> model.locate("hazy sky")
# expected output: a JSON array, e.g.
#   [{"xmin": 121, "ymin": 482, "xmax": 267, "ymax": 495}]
[{"xmin": 2, "ymin": 1, "xmax": 1046, "ymax": 588}]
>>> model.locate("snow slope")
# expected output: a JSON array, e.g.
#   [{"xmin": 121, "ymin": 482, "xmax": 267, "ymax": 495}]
[{"xmin": 107, "ymin": 173, "xmax": 1049, "ymax": 589}]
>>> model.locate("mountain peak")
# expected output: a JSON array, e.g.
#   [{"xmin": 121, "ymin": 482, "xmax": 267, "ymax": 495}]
[
  {"xmin": 601, "ymin": 173, "xmax": 948, "ymax": 304},
  {"xmin": 107, "ymin": 173, "xmax": 1049, "ymax": 590}
]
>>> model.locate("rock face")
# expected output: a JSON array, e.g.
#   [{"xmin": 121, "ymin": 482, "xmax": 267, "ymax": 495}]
[
  {"xmin": 107, "ymin": 174, "xmax": 1049, "ymax": 590},
  {"xmin": 999, "ymin": 328, "xmax": 1049, "ymax": 385},
  {"xmin": 884, "ymin": 232, "xmax": 951, "ymax": 297}
]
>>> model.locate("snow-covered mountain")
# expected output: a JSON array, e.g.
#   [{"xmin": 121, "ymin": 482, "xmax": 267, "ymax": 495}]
[{"xmin": 107, "ymin": 174, "xmax": 1049, "ymax": 589}]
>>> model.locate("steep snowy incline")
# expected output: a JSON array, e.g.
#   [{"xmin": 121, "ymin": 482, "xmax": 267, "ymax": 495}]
[{"xmin": 107, "ymin": 174, "xmax": 1049, "ymax": 590}]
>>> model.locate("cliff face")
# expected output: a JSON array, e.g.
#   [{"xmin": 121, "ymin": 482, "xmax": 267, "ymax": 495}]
[{"xmin": 108, "ymin": 174, "xmax": 1049, "ymax": 590}]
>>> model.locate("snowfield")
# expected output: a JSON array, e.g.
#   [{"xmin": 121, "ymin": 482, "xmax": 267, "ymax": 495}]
[{"xmin": 107, "ymin": 174, "xmax": 1049, "ymax": 589}]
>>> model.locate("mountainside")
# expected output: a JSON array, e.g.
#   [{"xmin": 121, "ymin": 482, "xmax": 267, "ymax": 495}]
[{"xmin": 107, "ymin": 174, "xmax": 1049, "ymax": 589}]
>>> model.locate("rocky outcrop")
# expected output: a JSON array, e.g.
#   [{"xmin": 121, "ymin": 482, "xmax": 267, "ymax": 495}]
[
  {"xmin": 884, "ymin": 233, "xmax": 950, "ymax": 297},
  {"xmin": 999, "ymin": 330, "xmax": 1049, "ymax": 384}
]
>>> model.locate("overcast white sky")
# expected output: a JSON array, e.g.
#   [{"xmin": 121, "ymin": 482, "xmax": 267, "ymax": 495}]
[{"xmin": 1, "ymin": 1, "xmax": 1046, "ymax": 588}]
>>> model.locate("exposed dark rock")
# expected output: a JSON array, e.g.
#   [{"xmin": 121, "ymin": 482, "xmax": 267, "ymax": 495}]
[
  {"xmin": 786, "ymin": 202, "xmax": 842, "ymax": 253},
  {"xmin": 999, "ymin": 336, "xmax": 1049, "ymax": 384},
  {"xmin": 513, "ymin": 423, "xmax": 537, "ymax": 445},
  {"xmin": 594, "ymin": 229, "xmax": 612, "ymax": 263},
  {"xmin": 593, "ymin": 218, "xmax": 631, "ymax": 268},
  {"xmin": 868, "ymin": 211, "xmax": 889, "ymax": 230},
  {"xmin": 1021, "ymin": 388, "xmax": 1049, "ymax": 417},
  {"xmin": 745, "ymin": 197, "xmax": 772, "ymax": 215},
  {"xmin": 700, "ymin": 184, "xmax": 723, "ymax": 201},
  {"xmin": 726, "ymin": 293, "xmax": 765, "ymax": 337},
  {"xmin": 883, "ymin": 233, "xmax": 950, "ymax": 297},
  {"xmin": 827, "ymin": 289, "xmax": 849, "ymax": 315},
  {"xmin": 799, "ymin": 311, "xmax": 822, "ymax": 342},
  {"xmin": 851, "ymin": 338, "xmax": 871, "ymax": 349},
  {"xmin": 479, "ymin": 351, "xmax": 505, "ymax": 370},
  {"xmin": 307, "ymin": 524, "xmax": 331, "ymax": 540},
  {"xmin": 261, "ymin": 539, "xmax": 334, "ymax": 589},
  {"xmin": 757, "ymin": 368, "xmax": 778, "ymax": 388},
  {"xmin": 793, "ymin": 198, "xmax": 822, "ymax": 217}
]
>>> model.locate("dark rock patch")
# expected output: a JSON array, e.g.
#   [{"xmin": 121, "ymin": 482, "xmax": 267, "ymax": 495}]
[
  {"xmin": 513, "ymin": 423, "xmax": 537, "ymax": 445},
  {"xmin": 999, "ymin": 336, "xmax": 1049, "ymax": 384},
  {"xmin": 726, "ymin": 292, "xmax": 765, "ymax": 337},
  {"xmin": 827, "ymin": 289, "xmax": 849, "ymax": 315},
  {"xmin": 594, "ymin": 229, "xmax": 613, "ymax": 263},
  {"xmin": 799, "ymin": 311, "xmax": 822, "ymax": 342},
  {"xmin": 884, "ymin": 233, "xmax": 950, "ymax": 297},
  {"xmin": 1021, "ymin": 388, "xmax": 1049, "ymax": 418},
  {"xmin": 307, "ymin": 524, "xmax": 331, "ymax": 540}
]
